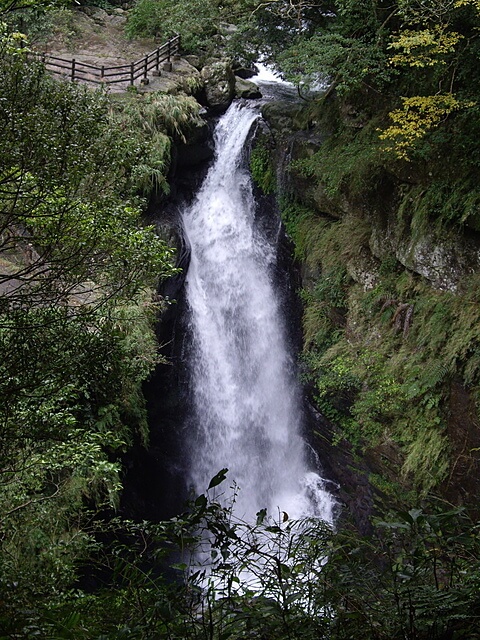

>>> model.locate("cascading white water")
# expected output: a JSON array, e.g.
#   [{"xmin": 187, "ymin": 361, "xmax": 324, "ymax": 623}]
[{"xmin": 181, "ymin": 101, "xmax": 335, "ymax": 525}]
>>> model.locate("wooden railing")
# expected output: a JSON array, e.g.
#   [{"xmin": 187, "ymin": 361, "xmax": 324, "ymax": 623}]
[{"xmin": 34, "ymin": 34, "xmax": 180, "ymax": 87}]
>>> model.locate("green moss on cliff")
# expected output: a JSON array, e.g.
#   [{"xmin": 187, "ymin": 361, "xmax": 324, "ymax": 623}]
[
  {"xmin": 250, "ymin": 140, "xmax": 276, "ymax": 195},
  {"xmin": 281, "ymin": 195, "xmax": 480, "ymax": 499}
]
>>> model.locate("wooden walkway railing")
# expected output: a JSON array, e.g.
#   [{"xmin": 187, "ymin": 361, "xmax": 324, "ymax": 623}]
[{"xmin": 34, "ymin": 34, "xmax": 180, "ymax": 87}]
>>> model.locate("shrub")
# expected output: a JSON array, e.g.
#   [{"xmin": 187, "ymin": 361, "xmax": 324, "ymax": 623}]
[{"xmin": 126, "ymin": 0, "xmax": 220, "ymax": 53}]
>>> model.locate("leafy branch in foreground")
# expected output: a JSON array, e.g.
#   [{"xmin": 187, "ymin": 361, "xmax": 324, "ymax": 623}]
[
  {"xmin": 0, "ymin": 27, "xmax": 184, "ymax": 638},
  {"xmin": 187, "ymin": 492, "xmax": 480, "ymax": 640},
  {"xmin": 34, "ymin": 480, "xmax": 479, "ymax": 640},
  {"xmin": 3, "ymin": 462, "xmax": 480, "ymax": 638}
]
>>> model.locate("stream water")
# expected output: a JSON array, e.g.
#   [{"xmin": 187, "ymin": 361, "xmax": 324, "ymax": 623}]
[{"xmin": 180, "ymin": 96, "xmax": 335, "ymax": 526}]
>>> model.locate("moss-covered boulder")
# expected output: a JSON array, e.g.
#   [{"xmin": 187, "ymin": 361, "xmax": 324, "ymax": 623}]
[
  {"xmin": 235, "ymin": 77, "xmax": 261, "ymax": 99},
  {"xmin": 261, "ymin": 100, "xmax": 308, "ymax": 134},
  {"xmin": 201, "ymin": 60, "xmax": 235, "ymax": 113}
]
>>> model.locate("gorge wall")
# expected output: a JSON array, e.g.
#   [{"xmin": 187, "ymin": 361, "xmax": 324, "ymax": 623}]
[{"xmin": 257, "ymin": 92, "xmax": 480, "ymax": 516}]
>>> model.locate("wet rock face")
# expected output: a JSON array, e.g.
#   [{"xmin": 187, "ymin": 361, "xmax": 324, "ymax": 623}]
[
  {"xmin": 121, "ymin": 293, "xmax": 191, "ymax": 522},
  {"xmin": 307, "ymin": 404, "xmax": 377, "ymax": 535},
  {"xmin": 201, "ymin": 61, "xmax": 236, "ymax": 113},
  {"xmin": 261, "ymin": 100, "xmax": 307, "ymax": 134},
  {"xmin": 233, "ymin": 65, "xmax": 257, "ymax": 79},
  {"xmin": 175, "ymin": 119, "xmax": 215, "ymax": 170},
  {"xmin": 121, "ymin": 116, "xmax": 215, "ymax": 523},
  {"xmin": 371, "ymin": 224, "xmax": 480, "ymax": 292},
  {"xmin": 395, "ymin": 235, "xmax": 480, "ymax": 291}
]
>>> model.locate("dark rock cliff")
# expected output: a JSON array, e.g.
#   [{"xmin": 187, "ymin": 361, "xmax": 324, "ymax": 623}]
[{"xmin": 260, "ymin": 95, "xmax": 480, "ymax": 516}]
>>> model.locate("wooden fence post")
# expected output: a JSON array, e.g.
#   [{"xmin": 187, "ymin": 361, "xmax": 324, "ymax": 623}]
[{"xmin": 38, "ymin": 36, "xmax": 178, "ymax": 88}]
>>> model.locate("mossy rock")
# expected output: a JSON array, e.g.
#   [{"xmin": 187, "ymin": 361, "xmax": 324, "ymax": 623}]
[
  {"xmin": 261, "ymin": 100, "xmax": 309, "ymax": 133},
  {"xmin": 201, "ymin": 60, "xmax": 235, "ymax": 113},
  {"xmin": 235, "ymin": 78, "xmax": 261, "ymax": 99}
]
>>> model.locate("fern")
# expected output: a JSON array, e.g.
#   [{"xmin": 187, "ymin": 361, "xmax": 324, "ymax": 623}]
[
  {"xmin": 115, "ymin": 93, "xmax": 203, "ymax": 143},
  {"xmin": 402, "ymin": 427, "xmax": 450, "ymax": 492},
  {"xmin": 464, "ymin": 351, "xmax": 480, "ymax": 384},
  {"xmin": 404, "ymin": 360, "xmax": 451, "ymax": 399},
  {"xmin": 303, "ymin": 299, "xmax": 332, "ymax": 350}
]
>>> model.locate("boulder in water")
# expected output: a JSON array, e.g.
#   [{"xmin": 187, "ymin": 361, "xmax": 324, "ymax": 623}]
[
  {"xmin": 235, "ymin": 78, "xmax": 262, "ymax": 100},
  {"xmin": 201, "ymin": 60, "xmax": 235, "ymax": 113},
  {"xmin": 233, "ymin": 65, "xmax": 258, "ymax": 79}
]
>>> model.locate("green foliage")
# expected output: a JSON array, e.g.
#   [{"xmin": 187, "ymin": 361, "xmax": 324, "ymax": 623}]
[
  {"xmin": 279, "ymin": 200, "xmax": 327, "ymax": 262},
  {"xmin": 114, "ymin": 92, "xmax": 203, "ymax": 144},
  {"xmin": 280, "ymin": 201, "xmax": 371, "ymax": 273},
  {"xmin": 2, "ymin": 2, "xmax": 480, "ymax": 635},
  {"xmin": 0, "ymin": 54, "xmax": 178, "ymax": 310},
  {"xmin": 2, "ymin": 451, "xmax": 480, "ymax": 639},
  {"xmin": 286, "ymin": 188, "xmax": 480, "ymax": 492},
  {"xmin": 279, "ymin": 32, "xmax": 392, "ymax": 96},
  {"xmin": 0, "ymin": 28, "xmax": 192, "ymax": 635},
  {"xmin": 252, "ymin": 0, "xmax": 480, "ymax": 163},
  {"xmin": 378, "ymin": 0, "xmax": 480, "ymax": 159},
  {"xmin": 249, "ymin": 142, "xmax": 275, "ymax": 194},
  {"xmin": 0, "ymin": 0, "xmax": 66, "ymax": 16},
  {"xmin": 312, "ymin": 345, "xmax": 406, "ymax": 448},
  {"xmin": 291, "ymin": 113, "xmax": 386, "ymax": 201},
  {"xmin": 302, "ymin": 266, "xmax": 348, "ymax": 351},
  {"xmin": 0, "ymin": 298, "xmax": 163, "ymax": 611},
  {"xmin": 109, "ymin": 92, "xmax": 202, "ymax": 195},
  {"xmin": 0, "ymin": 18, "xmax": 28, "ymax": 52},
  {"xmin": 126, "ymin": 0, "xmax": 220, "ymax": 53},
  {"xmin": 4, "ymin": 7, "xmax": 54, "ymax": 44},
  {"xmin": 389, "ymin": 102, "xmax": 480, "ymax": 227},
  {"xmin": 47, "ymin": 485, "xmax": 479, "ymax": 640},
  {"xmin": 299, "ymin": 233, "xmax": 480, "ymax": 491},
  {"xmin": 280, "ymin": 72, "xmax": 480, "ymax": 489}
]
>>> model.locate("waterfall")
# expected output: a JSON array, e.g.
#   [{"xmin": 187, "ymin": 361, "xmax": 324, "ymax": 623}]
[{"xmin": 181, "ymin": 101, "xmax": 335, "ymax": 525}]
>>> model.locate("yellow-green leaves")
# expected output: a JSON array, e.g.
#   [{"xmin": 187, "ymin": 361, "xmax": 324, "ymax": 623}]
[
  {"xmin": 379, "ymin": 95, "xmax": 476, "ymax": 159},
  {"xmin": 455, "ymin": 0, "xmax": 480, "ymax": 11},
  {"xmin": 377, "ymin": 0, "xmax": 480, "ymax": 157},
  {"xmin": 0, "ymin": 21, "xmax": 28, "ymax": 55},
  {"xmin": 388, "ymin": 27, "xmax": 462, "ymax": 67}
]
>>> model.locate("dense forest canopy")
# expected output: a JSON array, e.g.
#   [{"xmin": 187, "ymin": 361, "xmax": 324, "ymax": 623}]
[{"xmin": 1, "ymin": 0, "xmax": 480, "ymax": 638}]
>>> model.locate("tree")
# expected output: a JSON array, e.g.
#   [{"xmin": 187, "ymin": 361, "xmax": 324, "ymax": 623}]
[
  {"xmin": 376, "ymin": 0, "xmax": 480, "ymax": 158},
  {"xmin": 0, "ymin": 26, "xmax": 188, "ymax": 633},
  {"xmin": 262, "ymin": 0, "xmax": 480, "ymax": 160},
  {"xmin": 0, "ymin": 53, "xmax": 179, "ymax": 312},
  {"xmin": 125, "ymin": 0, "xmax": 221, "ymax": 52}
]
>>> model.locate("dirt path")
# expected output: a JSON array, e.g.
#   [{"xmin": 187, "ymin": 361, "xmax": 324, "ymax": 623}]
[
  {"xmin": 41, "ymin": 7, "xmax": 156, "ymax": 67},
  {"xmin": 37, "ymin": 8, "xmax": 200, "ymax": 94}
]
